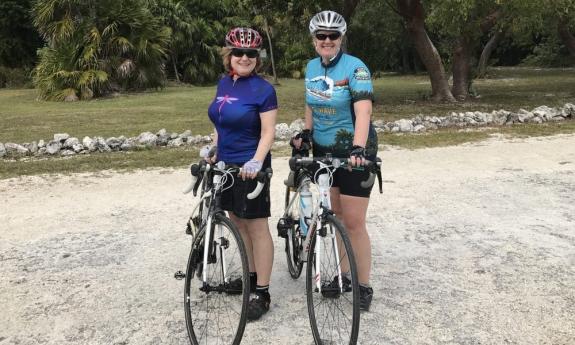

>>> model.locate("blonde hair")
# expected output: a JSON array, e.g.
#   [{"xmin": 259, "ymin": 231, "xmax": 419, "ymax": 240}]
[{"xmin": 221, "ymin": 47, "xmax": 263, "ymax": 74}]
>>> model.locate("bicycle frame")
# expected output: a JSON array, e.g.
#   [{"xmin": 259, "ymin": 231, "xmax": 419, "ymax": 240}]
[
  {"xmin": 187, "ymin": 161, "xmax": 271, "ymax": 289},
  {"xmin": 286, "ymin": 160, "xmax": 344, "ymax": 294},
  {"xmin": 189, "ymin": 163, "xmax": 233, "ymax": 287},
  {"xmin": 202, "ymin": 169, "xmax": 221, "ymax": 285}
]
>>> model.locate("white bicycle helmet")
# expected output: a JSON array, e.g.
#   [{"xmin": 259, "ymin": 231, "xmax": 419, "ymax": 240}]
[{"xmin": 309, "ymin": 10, "xmax": 347, "ymax": 35}]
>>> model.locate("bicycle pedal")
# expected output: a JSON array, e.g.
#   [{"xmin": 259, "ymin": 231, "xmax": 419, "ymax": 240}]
[
  {"xmin": 174, "ymin": 271, "xmax": 186, "ymax": 280},
  {"xmin": 192, "ymin": 215, "xmax": 201, "ymax": 229},
  {"xmin": 219, "ymin": 236, "xmax": 229, "ymax": 249},
  {"xmin": 276, "ymin": 217, "xmax": 292, "ymax": 238}
]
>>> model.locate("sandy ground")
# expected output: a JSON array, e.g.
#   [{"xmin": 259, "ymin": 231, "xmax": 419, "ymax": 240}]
[{"xmin": 1, "ymin": 134, "xmax": 574, "ymax": 345}]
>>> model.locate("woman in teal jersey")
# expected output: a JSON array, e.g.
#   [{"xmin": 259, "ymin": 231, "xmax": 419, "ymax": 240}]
[{"xmin": 292, "ymin": 10, "xmax": 378, "ymax": 311}]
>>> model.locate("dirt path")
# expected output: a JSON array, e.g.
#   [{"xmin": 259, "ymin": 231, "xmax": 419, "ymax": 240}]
[{"xmin": 1, "ymin": 134, "xmax": 574, "ymax": 345}]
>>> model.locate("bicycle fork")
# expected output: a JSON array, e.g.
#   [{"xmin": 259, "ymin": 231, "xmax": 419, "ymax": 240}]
[
  {"xmin": 311, "ymin": 216, "xmax": 343, "ymax": 294},
  {"xmin": 200, "ymin": 174, "xmax": 231, "ymax": 292},
  {"xmin": 315, "ymin": 173, "xmax": 344, "ymax": 294},
  {"xmin": 202, "ymin": 215, "xmax": 213, "ymax": 284}
]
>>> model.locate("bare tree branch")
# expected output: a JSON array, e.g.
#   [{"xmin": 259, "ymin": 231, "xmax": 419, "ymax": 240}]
[{"xmin": 383, "ymin": 0, "xmax": 403, "ymax": 17}]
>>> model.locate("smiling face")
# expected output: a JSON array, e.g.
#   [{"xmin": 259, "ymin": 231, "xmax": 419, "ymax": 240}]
[
  {"xmin": 230, "ymin": 51, "xmax": 257, "ymax": 77},
  {"xmin": 313, "ymin": 30, "xmax": 343, "ymax": 62}
]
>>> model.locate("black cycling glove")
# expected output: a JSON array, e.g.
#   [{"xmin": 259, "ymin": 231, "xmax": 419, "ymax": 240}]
[
  {"xmin": 349, "ymin": 145, "xmax": 366, "ymax": 160},
  {"xmin": 290, "ymin": 129, "xmax": 312, "ymax": 157},
  {"xmin": 290, "ymin": 129, "xmax": 312, "ymax": 147},
  {"xmin": 298, "ymin": 129, "xmax": 312, "ymax": 143}
]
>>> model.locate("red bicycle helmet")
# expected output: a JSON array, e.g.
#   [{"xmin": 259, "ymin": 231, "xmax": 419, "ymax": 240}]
[{"xmin": 225, "ymin": 27, "xmax": 263, "ymax": 49}]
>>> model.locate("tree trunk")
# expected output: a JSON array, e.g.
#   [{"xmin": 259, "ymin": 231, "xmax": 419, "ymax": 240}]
[
  {"xmin": 558, "ymin": 18, "xmax": 575, "ymax": 58},
  {"xmin": 452, "ymin": 36, "xmax": 472, "ymax": 100},
  {"xmin": 451, "ymin": 8, "xmax": 501, "ymax": 98},
  {"xmin": 263, "ymin": 18, "xmax": 279, "ymax": 85},
  {"xmin": 401, "ymin": 44, "xmax": 411, "ymax": 73},
  {"xmin": 397, "ymin": 0, "xmax": 455, "ymax": 102},
  {"xmin": 342, "ymin": 0, "xmax": 361, "ymax": 26},
  {"xmin": 477, "ymin": 30, "xmax": 502, "ymax": 78},
  {"xmin": 475, "ymin": 8, "xmax": 502, "ymax": 78},
  {"xmin": 172, "ymin": 58, "xmax": 180, "ymax": 83},
  {"xmin": 341, "ymin": 0, "xmax": 361, "ymax": 52}
]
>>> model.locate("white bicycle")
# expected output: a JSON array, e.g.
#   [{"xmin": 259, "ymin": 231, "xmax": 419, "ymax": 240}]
[
  {"xmin": 277, "ymin": 154, "xmax": 382, "ymax": 345},
  {"xmin": 175, "ymin": 160, "xmax": 272, "ymax": 345}
]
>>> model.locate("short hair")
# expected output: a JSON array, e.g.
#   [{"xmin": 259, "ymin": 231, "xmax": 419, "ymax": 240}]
[{"xmin": 221, "ymin": 47, "xmax": 263, "ymax": 74}]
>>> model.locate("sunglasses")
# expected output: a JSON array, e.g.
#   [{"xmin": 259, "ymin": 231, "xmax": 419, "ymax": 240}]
[
  {"xmin": 231, "ymin": 49, "xmax": 259, "ymax": 58},
  {"xmin": 315, "ymin": 32, "xmax": 342, "ymax": 41}
]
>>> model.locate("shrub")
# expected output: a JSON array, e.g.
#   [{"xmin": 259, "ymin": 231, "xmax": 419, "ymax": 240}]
[
  {"xmin": 522, "ymin": 36, "xmax": 575, "ymax": 67},
  {"xmin": 0, "ymin": 66, "xmax": 32, "ymax": 88},
  {"xmin": 32, "ymin": 0, "xmax": 170, "ymax": 101}
]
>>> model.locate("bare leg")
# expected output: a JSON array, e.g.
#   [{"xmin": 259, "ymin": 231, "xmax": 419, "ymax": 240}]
[
  {"xmin": 330, "ymin": 188, "xmax": 372, "ymax": 285},
  {"xmin": 229, "ymin": 213, "xmax": 255, "ymax": 272},
  {"xmin": 229, "ymin": 213, "xmax": 274, "ymax": 286},
  {"xmin": 244, "ymin": 218, "xmax": 274, "ymax": 286}
]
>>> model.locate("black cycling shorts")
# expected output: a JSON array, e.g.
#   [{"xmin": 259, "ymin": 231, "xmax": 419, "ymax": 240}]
[
  {"xmin": 220, "ymin": 156, "xmax": 271, "ymax": 219},
  {"xmin": 331, "ymin": 166, "xmax": 374, "ymax": 198}
]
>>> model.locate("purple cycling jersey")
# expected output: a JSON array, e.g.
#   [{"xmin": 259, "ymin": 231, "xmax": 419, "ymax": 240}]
[{"xmin": 208, "ymin": 74, "xmax": 277, "ymax": 163}]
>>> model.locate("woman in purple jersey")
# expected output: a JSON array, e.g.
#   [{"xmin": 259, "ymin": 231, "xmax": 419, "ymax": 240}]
[{"xmin": 206, "ymin": 27, "xmax": 277, "ymax": 321}]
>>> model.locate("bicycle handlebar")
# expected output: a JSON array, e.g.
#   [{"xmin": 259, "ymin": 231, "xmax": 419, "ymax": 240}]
[
  {"xmin": 183, "ymin": 160, "xmax": 273, "ymax": 199},
  {"xmin": 246, "ymin": 167, "xmax": 273, "ymax": 199},
  {"xmin": 288, "ymin": 155, "xmax": 383, "ymax": 192},
  {"xmin": 182, "ymin": 160, "xmax": 206, "ymax": 195}
]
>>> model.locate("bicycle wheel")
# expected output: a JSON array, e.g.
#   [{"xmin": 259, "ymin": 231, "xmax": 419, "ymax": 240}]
[
  {"xmin": 306, "ymin": 214, "xmax": 360, "ymax": 345},
  {"xmin": 284, "ymin": 187, "xmax": 304, "ymax": 278},
  {"xmin": 184, "ymin": 213, "xmax": 249, "ymax": 345}
]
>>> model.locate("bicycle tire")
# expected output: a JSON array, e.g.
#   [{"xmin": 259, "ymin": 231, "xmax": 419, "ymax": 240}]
[
  {"xmin": 306, "ymin": 214, "xmax": 360, "ymax": 345},
  {"xmin": 284, "ymin": 186, "xmax": 304, "ymax": 279},
  {"xmin": 184, "ymin": 213, "xmax": 249, "ymax": 345}
]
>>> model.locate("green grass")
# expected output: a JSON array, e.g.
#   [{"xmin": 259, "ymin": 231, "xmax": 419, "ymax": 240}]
[
  {"xmin": 2, "ymin": 67, "xmax": 574, "ymax": 144},
  {"xmin": 0, "ymin": 85, "xmax": 216, "ymax": 143},
  {"xmin": 373, "ymin": 67, "xmax": 575, "ymax": 122},
  {"xmin": 1, "ymin": 67, "xmax": 574, "ymax": 178}
]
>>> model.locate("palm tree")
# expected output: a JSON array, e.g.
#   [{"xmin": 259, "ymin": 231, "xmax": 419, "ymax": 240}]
[
  {"xmin": 153, "ymin": 0, "xmax": 237, "ymax": 84},
  {"xmin": 33, "ymin": 0, "xmax": 170, "ymax": 100}
]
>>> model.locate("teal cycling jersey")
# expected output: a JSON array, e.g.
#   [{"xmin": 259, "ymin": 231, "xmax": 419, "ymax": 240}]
[{"xmin": 305, "ymin": 51, "xmax": 378, "ymax": 159}]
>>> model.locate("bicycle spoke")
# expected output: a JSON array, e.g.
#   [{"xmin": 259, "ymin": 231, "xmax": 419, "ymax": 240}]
[
  {"xmin": 307, "ymin": 215, "xmax": 359, "ymax": 345},
  {"xmin": 314, "ymin": 291, "xmax": 353, "ymax": 339},
  {"xmin": 184, "ymin": 215, "xmax": 249, "ymax": 345}
]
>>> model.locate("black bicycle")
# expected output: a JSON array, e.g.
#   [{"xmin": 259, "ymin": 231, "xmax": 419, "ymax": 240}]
[{"xmin": 175, "ymin": 160, "xmax": 272, "ymax": 345}]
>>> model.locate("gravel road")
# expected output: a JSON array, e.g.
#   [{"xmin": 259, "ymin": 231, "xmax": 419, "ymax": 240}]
[{"xmin": 1, "ymin": 134, "xmax": 574, "ymax": 345}]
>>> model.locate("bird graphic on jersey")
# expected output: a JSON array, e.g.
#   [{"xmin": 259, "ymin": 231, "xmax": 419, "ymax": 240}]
[{"xmin": 216, "ymin": 95, "xmax": 239, "ymax": 113}]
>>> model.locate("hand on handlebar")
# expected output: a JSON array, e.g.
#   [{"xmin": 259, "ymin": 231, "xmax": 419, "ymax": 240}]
[
  {"xmin": 201, "ymin": 145, "xmax": 218, "ymax": 164},
  {"xmin": 290, "ymin": 129, "xmax": 312, "ymax": 150},
  {"xmin": 240, "ymin": 159, "xmax": 262, "ymax": 180},
  {"xmin": 348, "ymin": 145, "xmax": 367, "ymax": 169}
]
